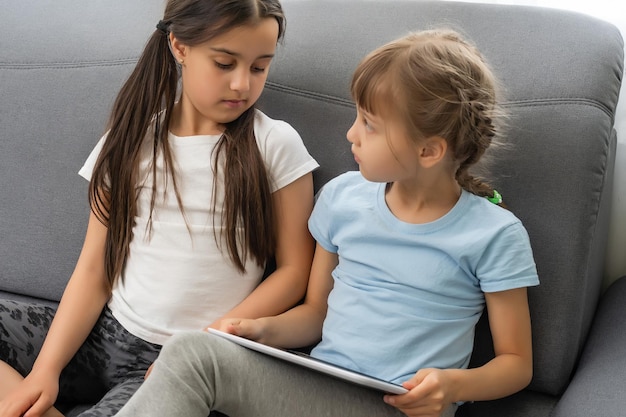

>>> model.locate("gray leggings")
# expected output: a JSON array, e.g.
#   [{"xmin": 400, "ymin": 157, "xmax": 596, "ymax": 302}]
[
  {"xmin": 0, "ymin": 300, "xmax": 161, "ymax": 417},
  {"xmin": 115, "ymin": 331, "xmax": 458, "ymax": 417}
]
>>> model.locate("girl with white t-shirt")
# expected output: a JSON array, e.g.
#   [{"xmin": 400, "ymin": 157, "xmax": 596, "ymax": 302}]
[{"xmin": 0, "ymin": 0, "xmax": 317, "ymax": 416}]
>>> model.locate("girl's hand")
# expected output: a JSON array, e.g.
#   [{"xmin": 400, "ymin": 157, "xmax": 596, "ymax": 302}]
[
  {"xmin": 207, "ymin": 318, "xmax": 269, "ymax": 344},
  {"xmin": 384, "ymin": 368, "xmax": 455, "ymax": 417},
  {"xmin": 0, "ymin": 370, "xmax": 60, "ymax": 417}
]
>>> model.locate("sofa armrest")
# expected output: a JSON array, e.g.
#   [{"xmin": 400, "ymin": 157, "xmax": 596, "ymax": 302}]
[{"xmin": 552, "ymin": 276, "xmax": 626, "ymax": 417}]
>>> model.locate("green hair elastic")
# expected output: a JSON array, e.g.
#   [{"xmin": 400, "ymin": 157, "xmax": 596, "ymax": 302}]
[{"xmin": 487, "ymin": 190, "xmax": 503, "ymax": 205}]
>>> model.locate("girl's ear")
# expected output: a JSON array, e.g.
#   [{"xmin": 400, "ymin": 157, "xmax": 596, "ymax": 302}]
[
  {"xmin": 418, "ymin": 136, "xmax": 448, "ymax": 168},
  {"xmin": 169, "ymin": 33, "xmax": 187, "ymax": 64}
]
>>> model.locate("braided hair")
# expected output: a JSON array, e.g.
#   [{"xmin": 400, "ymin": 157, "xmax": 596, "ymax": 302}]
[{"xmin": 351, "ymin": 29, "xmax": 506, "ymax": 205}]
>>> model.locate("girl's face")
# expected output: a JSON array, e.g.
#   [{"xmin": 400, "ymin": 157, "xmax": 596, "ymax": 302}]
[
  {"xmin": 171, "ymin": 18, "xmax": 279, "ymax": 135},
  {"xmin": 347, "ymin": 107, "xmax": 420, "ymax": 183}
]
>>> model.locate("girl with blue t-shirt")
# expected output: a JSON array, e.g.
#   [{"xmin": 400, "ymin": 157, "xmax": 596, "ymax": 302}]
[
  {"xmin": 0, "ymin": 1, "xmax": 318, "ymax": 416},
  {"xmin": 114, "ymin": 29, "xmax": 539, "ymax": 417}
]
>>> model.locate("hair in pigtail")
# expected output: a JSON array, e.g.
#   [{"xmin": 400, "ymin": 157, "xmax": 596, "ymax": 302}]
[
  {"xmin": 351, "ymin": 29, "xmax": 507, "ymax": 207},
  {"xmin": 165, "ymin": 0, "xmax": 285, "ymax": 273},
  {"xmin": 89, "ymin": 0, "xmax": 286, "ymax": 289},
  {"xmin": 213, "ymin": 108, "xmax": 276, "ymax": 272},
  {"xmin": 89, "ymin": 24, "xmax": 181, "ymax": 291}
]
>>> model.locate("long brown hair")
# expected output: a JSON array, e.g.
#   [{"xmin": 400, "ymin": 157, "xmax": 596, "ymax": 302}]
[
  {"xmin": 351, "ymin": 29, "xmax": 506, "ymax": 203},
  {"xmin": 90, "ymin": 0, "xmax": 286, "ymax": 290}
]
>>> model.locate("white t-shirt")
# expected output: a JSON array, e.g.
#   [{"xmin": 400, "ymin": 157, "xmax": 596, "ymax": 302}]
[{"xmin": 79, "ymin": 110, "xmax": 319, "ymax": 345}]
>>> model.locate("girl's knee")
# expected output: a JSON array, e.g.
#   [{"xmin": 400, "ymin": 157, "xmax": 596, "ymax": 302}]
[{"xmin": 153, "ymin": 331, "xmax": 242, "ymax": 386}]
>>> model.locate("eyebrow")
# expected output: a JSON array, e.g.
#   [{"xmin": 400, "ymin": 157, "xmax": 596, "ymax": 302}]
[
  {"xmin": 360, "ymin": 109, "xmax": 381, "ymax": 122},
  {"xmin": 209, "ymin": 47, "xmax": 275, "ymax": 60}
]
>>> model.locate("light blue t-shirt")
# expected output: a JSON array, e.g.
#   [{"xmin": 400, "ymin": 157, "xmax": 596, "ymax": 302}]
[{"xmin": 308, "ymin": 171, "xmax": 539, "ymax": 385}]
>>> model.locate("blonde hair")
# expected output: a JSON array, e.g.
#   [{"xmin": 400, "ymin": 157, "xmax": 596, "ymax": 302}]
[{"xmin": 351, "ymin": 29, "xmax": 506, "ymax": 200}]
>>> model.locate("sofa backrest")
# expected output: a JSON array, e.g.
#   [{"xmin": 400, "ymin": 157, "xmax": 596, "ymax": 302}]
[
  {"xmin": 1, "ymin": 0, "xmax": 623, "ymax": 407},
  {"xmin": 0, "ymin": 1, "xmax": 162, "ymax": 302},
  {"xmin": 258, "ymin": 0, "xmax": 623, "ymax": 399}
]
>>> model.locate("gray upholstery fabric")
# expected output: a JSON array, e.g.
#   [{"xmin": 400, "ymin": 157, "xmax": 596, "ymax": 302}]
[
  {"xmin": 1, "ymin": 1, "xmax": 623, "ymax": 416},
  {"xmin": 0, "ymin": 1, "xmax": 162, "ymax": 301},
  {"xmin": 552, "ymin": 276, "xmax": 626, "ymax": 417}
]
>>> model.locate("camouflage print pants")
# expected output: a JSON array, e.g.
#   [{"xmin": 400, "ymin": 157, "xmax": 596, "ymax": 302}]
[{"xmin": 0, "ymin": 300, "xmax": 161, "ymax": 417}]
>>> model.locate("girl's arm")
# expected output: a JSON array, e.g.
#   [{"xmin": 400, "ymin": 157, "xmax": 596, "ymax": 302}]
[
  {"xmin": 386, "ymin": 287, "xmax": 533, "ymax": 417},
  {"xmin": 222, "ymin": 242, "xmax": 337, "ymax": 349},
  {"xmin": 0, "ymin": 210, "xmax": 110, "ymax": 417},
  {"xmin": 212, "ymin": 173, "xmax": 316, "ymax": 325},
  {"xmin": 32, "ymin": 210, "xmax": 111, "ymax": 376}
]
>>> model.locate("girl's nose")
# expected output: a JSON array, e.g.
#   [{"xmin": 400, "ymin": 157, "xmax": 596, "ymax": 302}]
[
  {"xmin": 346, "ymin": 121, "xmax": 358, "ymax": 145},
  {"xmin": 230, "ymin": 69, "xmax": 250, "ymax": 92}
]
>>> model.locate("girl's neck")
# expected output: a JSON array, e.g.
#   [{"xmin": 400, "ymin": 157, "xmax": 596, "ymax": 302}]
[
  {"xmin": 384, "ymin": 176, "xmax": 461, "ymax": 224},
  {"xmin": 169, "ymin": 100, "xmax": 224, "ymax": 137}
]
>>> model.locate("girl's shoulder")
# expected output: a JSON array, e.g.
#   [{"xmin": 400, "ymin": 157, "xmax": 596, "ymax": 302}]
[
  {"xmin": 253, "ymin": 109, "xmax": 301, "ymax": 143},
  {"xmin": 457, "ymin": 192, "xmax": 531, "ymax": 247},
  {"xmin": 464, "ymin": 191, "xmax": 522, "ymax": 223},
  {"xmin": 253, "ymin": 109, "xmax": 316, "ymax": 160},
  {"xmin": 317, "ymin": 171, "xmax": 376, "ymax": 202},
  {"xmin": 253, "ymin": 109, "xmax": 319, "ymax": 189}
]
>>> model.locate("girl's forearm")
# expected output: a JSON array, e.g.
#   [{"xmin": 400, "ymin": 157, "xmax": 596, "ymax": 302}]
[
  {"xmin": 258, "ymin": 303, "xmax": 326, "ymax": 349},
  {"xmin": 219, "ymin": 263, "xmax": 309, "ymax": 322},
  {"xmin": 255, "ymin": 243, "xmax": 335, "ymax": 349},
  {"xmin": 219, "ymin": 173, "xmax": 315, "ymax": 323},
  {"xmin": 31, "ymin": 271, "xmax": 110, "ymax": 376},
  {"xmin": 447, "ymin": 353, "xmax": 533, "ymax": 403}
]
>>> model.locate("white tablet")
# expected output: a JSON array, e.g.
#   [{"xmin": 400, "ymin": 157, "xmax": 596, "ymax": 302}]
[{"xmin": 207, "ymin": 328, "xmax": 408, "ymax": 395}]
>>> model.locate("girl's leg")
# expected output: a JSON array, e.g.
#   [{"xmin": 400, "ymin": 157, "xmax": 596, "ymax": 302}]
[
  {"xmin": 0, "ymin": 300, "xmax": 56, "ymax": 371},
  {"xmin": 71, "ymin": 377, "xmax": 144, "ymax": 417},
  {"xmin": 0, "ymin": 301, "xmax": 159, "ymax": 417},
  {"xmin": 64, "ymin": 307, "xmax": 160, "ymax": 417},
  {"xmin": 0, "ymin": 300, "xmax": 111, "ymax": 415},
  {"xmin": 116, "ymin": 331, "xmax": 408, "ymax": 417},
  {"xmin": 0, "ymin": 300, "xmax": 64, "ymax": 416},
  {"xmin": 443, "ymin": 404, "xmax": 458, "ymax": 417},
  {"xmin": 0, "ymin": 360, "xmax": 63, "ymax": 417},
  {"xmin": 0, "ymin": 362, "xmax": 65, "ymax": 417},
  {"xmin": 0, "ymin": 301, "xmax": 56, "ymax": 393}
]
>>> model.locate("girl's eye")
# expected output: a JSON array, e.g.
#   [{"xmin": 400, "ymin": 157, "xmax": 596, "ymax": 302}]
[
  {"xmin": 252, "ymin": 66, "xmax": 266, "ymax": 73},
  {"xmin": 363, "ymin": 118, "xmax": 374, "ymax": 132},
  {"xmin": 215, "ymin": 61, "xmax": 233, "ymax": 70}
]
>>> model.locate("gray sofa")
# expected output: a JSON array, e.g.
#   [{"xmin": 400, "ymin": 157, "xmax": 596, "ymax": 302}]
[{"xmin": 1, "ymin": 1, "xmax": 624, "ymax": 416}]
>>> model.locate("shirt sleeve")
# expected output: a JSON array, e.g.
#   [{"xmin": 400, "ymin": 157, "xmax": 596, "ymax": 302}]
[
  {"xmin": 308, "ymin": 182, "xmax": 338, "ymax": 254},
  {"xmin": 476, "ymin": 221, "xmax": 540, "ymax": 292},
  {"xmin": 256, "ymin": 114, "xmax": 319, "ymax": 192},
  {"xmin": 78, "ymin": 134, "xmax": 107, "ymax": 182}
]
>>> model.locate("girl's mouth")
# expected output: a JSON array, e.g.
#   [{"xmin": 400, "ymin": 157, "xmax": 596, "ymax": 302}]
[{"xmin": 223, "ymin": 99, "xmax": 245, "ymax": 108}]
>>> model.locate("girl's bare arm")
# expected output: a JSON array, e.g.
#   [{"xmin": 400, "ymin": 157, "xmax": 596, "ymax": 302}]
[
  {"xmin": 0, "ymin": 210, "xmax": 110, "ymax": 417},
  {"xmin": 449, "ymin": 287, "xmax": 534, "ymax": 400},
  {"xmin": 31, "ymin": 210, "xmax": 111, "ymax": 376},
  {"xmin": 223, "ymin": 242, "xmax": 337, "ymax": 349},
  {"xmin": 214, "ymin": 173, "xmax": 316, "ymax": 323}
]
